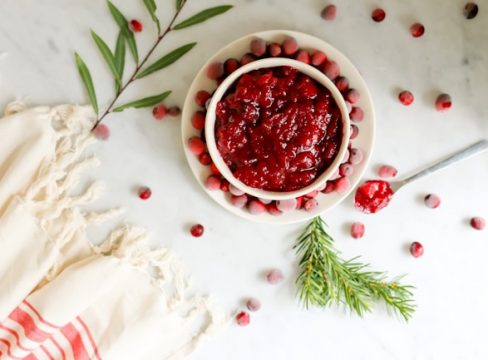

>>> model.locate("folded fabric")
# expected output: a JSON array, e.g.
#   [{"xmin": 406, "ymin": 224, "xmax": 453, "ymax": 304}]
[{"xmin": 0, "ymin": 104, "xmax": 225, "ymax": 360}]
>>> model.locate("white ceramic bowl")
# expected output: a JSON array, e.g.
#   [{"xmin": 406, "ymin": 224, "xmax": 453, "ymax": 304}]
[{"xmin": 205, "ymin": 57, "xmax": 351, "ymax": 201}]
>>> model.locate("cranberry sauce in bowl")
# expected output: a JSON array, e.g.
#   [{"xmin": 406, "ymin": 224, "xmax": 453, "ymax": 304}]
[{"xmin": 205, "ymin": 58, "xmax": 350, "ymax": 200}]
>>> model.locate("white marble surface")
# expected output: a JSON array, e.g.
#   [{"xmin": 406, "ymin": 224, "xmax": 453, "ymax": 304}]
[{"xmin": 1, "ymin": 0, "xmax": 488, "ymax": 359}]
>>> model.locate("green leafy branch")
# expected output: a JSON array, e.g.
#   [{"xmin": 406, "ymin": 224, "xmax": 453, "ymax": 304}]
[
  {"xmin": 295, "ymin": 217, "xmax": 416, "ymax": 321},
  {"xmin": 75, "ymin": 0, "xmax": 233, "ymax": 130}
]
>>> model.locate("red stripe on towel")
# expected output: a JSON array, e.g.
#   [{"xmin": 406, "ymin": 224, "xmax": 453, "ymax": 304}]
[
  {"xmin": 76, "ymin": 317, "xmax": 101, "ymax": 360},
  {"xmin": 0, "ymin": 324, "xmax": 31, "ymax": 351},
  {"xmin": 8, "ymin": 306, "xmax": 52, "ymax": 343},
  {"xmin": 60, "ymin": 323, "xmax": 90, "ymax": 360},
  {"xmin": 22, "ymin": 301, "xmax": 60, "ymax": 329}
]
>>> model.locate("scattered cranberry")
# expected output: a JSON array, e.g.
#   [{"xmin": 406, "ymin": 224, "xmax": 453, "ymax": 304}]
[
  {"xmin": 322, "ymin": 60, "xmax": 340, "ymax": 80},
  {"xmin": 210, "ymin": 163, "xmax": 220, "ymax": 175},
  {"xmin": 350, "ymin": 124, "xmax": 359, "ymax": 140},
  {"xmin": 335, "ymin": 76, "xmax": 349, "ymax": 92},
  {"xmin": 355, "ymin": 180, "xmax": 394, "ymax": 214},
  {"xmin": 345, "ymin": 89, "xmax": 360, "ymax": 104},
  {"xmin": 93, "ymin": 123, "xmax": 110, "ymax": 140},
  {"xmin": 224, "ymin": 58, "xmax": 240, "ymax": 74},
  {"xmin": 152, "ymin": 104, "xmax": 168, "ymax": 120},
  {"xmin": 464, "ymin": 3, "xmax": 479, "ymax": 19},
  {"xmin": 276, "ymin": 198, "xmax": 298, "ymax": 212},
  {"xmin": 340, "ymin": 163, "xmax": 354, "ymax": 177},
  {"xmin": 351, "ymin": 222, "xmax": 365, "ymax": 239},
  {"xmin": 372, "ymin": 8, "xmax": 386, "ymax": 22},
  {"xmin": 138, "ymin": 186, "xmax": 152, "ymax": 200},
  {"xmin": 205, "ymin": 175, "xmax": 221, "ymax": 190},
  {"xmin": 190, "ymin": 224, "xmax": 204, "ymax": 237},
  {"xmin": 187, "ymin": 136, "xmax": 206, "ymax": 155},
  {"xmin": 248, "ymin": 199, "xmax": 267, "ymax": 214},
  {"xmin": 266, "ymin": 269, "xmax": 284, "ymax": 284},
  {"xmin": 198, "ymin": 152, "xmax": 212, "ymax": 165},
  {"xmin": 282, "ymin": 37, "xmax": 299, "ymax": 55},
  {"xmin": 195, "ymin": 90, "xmax": 211, "ymax": 107},
  {"xmin": 378, "ymin": 165, "xmax": 398, "ymax": 178},
  {"xmin": 322, "ymin": 181, "xmax": 335, "ymax": 193},
  {"xmin": 321, "ymin": 4, "xmax": 337, "ymax": 20},
  {"xmin": 311, "ymin": 51, "xmax": 327, "ymax": 66},
  {"xmin": 295, "ymin": 50, "xmax": 310, "ymax": 64},
  {"xmin": 398, "ymin": 90, "xmax": 414, "ymax": 106},
  {"xmin": 335, "ymin": 177, "xmax": 351, "ymax": 194},
  {"xmin": 130, "ymin": 19, "xmax": 143, "ymax": 32},
  {"xmin": 304, "ymin": 198, "xmax": 319, "ymax": 212},
  {"xmin": 250, "ymin": 38, "xmax": 267, "ymax": 57},
  {"xmin": 206, "ymin": 62, "xmax": 223, "ymax": 80},
  {"xmin": 295, "ymin": 196, "xmax": 305, "ymax": 209},
  {"xmin": 269, "ymin": 43, "xmax": 282, "ymax": 57},
  {"xmin": 168, "ymin": 106, "xmax": 181, "ymax": 117},
  {"xmin": 266, "ymin": 202, "xmax": 282, "ymax": 216},
  {"xmin": 220, "ymin": 179, "xmax": 230, "ymax": 192},
  {"xmin": 246, "ymin": 298, "xmax": 261, "ymax": 312},
  {"xmin": 240, "ymin": 53, "xmax": 256, "ymax": 65},
  {"xmin": 410, "ymin": 242, "xmax": 424, "ymax": 258},
  {"xmin": 349, "ymin": 107, "xmax": 364, "ymax": 122},
  {"xmin": 435, "ymin": 93, "xmax": 452, "ymax": 111},
  {"xmin": 470, "ymin": 217, "xmax": 486, "ymax": 230},
  {"xmin": 424, "ymin": 194, "xmax": 441, "ymax": 209},
  {"xmin": 410, "ymin": 23, "xmax": 425, "ymax": 38},
  {"xmin": 236, "ymin": 311, "xmax": 250, "ymax": 326},
  {"xmin": 231, "ymin": 194, "xmax": 248, "ymax": 208},
  {"xmin": 349, "ymin": 148, "xmax": 364, "ymax": 165},
  {"xmin": 191, "ymin": 111, "xmax": 206, "ymax": 130}
]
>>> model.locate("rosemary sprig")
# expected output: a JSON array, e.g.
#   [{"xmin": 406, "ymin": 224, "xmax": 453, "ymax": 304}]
[
  {"xmin": 75, "ymin": 0, "xmax": 233, "ymax": 130},
  {"xmin": 295, "ymin": 217, "xmax": 416, "ymax": 321}
]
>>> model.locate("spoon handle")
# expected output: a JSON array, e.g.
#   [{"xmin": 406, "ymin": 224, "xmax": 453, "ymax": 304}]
[{"xmin": 402, "ymin": 139, "xmax": 488, "ymax": 186}]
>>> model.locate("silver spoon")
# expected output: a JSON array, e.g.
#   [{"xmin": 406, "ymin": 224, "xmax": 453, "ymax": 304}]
[{"xmin": 389, "ymin": 139, "xmax": 488, "ymax": 192}]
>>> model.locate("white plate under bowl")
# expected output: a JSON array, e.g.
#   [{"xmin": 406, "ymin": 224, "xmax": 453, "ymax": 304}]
[{"xmin": 181, "ymin": 30, "xmax": 376, "ymax": 224}]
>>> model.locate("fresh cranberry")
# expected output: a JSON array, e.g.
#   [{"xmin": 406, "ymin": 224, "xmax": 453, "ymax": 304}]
[
  {"xmin": 351, "ymin": 222, "xmax": 365, "ymax": 239},
  {"xmin": 188, "ymin": 136, "xmax": 205, "ymax": 155},
  {"xmin": 153, "ymin": 104, "xmax": 167, "ymax": 120},
  {"xmin": 240, "ymin": 53, "xmax": 256, "ymax": 65},
  {"xmin": 435, "ymin": 94, "xmax": 452, "ymax": 111},
  {"xmin": 198, "ymin": 152, "xmax": 212, "ymax": 165},
  {"xmin": 410, "ymin": 23, "xmax": 425, "ymax": 37},
  {"xmin": 295, "ymin": 196, "xmax": 305, "ymax": 209},
  {"xmin": 410, "ymin": 242, "xmax": 424, "ymax": 258},
  {"xmin": 340, "ymin": 163, "xmax": 354, "ymax": 177},
  {"xmin": 372, "ymin": 8, "xmax": 386, "ymax": 22},
  {"xmin": 220, "ymin": 179, "xmax": 230, "ymax": 192},
  {"xmin": 398, "ymin": 90, "xmax": 414, "ymax": 106},
  {"xmin": 168, "ymin": 106, "xmax": 181, "ymax": 116},
  {"xmin": 311, "ymin": 51, "xmax": 327, "ymax": 66},
  {"xmin": 191, "ymin": 111, "xmax": 206, "ymax": 130},
  {"xmin": 205, "ymin": 175, "xmax": 221, "ymax": 190},
  {"xmin": 246, "ymin": 298, "xmax": 261, "ymax": 312},
  {"xmin": 470, "ymin": 217, "xmax": 486, "ymax": 230},
  {"xmin": 378, "ymin": 165, "xmax": 398, "ymax": 178},
  {"xmin": 282, "ymin": 37, "xmax": 299, "ymax": 55},
  {"xmin": 236, "ymin": 311, "xmax": 250, "ymax": 326},
  {"xmin": 138, "ymin": 186, "xmax": 151, "ymax": 200},
  {"xmin": 355, "ymin": 180, "xmax": 394, "ymax": 214},
  {"xmin": 322, "ymin": 181, "xmax": 335, "ymax": 193},
  {"xmin": 335, "ymin": 76, "xmax": 349, "ymax": 92},
  {"xmin": 349, "ymin": 148, "xmax": 364, "ymax": 165},
  {"xmin": 206, "ymin": 62, "xmax": 223, "ymax": 80},
  {"xmin": 350, "ymin": 124, "xmax": 359, "ymax": 140},
  {"xmin": 130, "ymin": 19, "xmax": 143, "ymax": 32},
  {"xmin": 464, "ymin": 3, "xmax": 479, "ymax": 19},
  {"xmin": 321, "ymin": 4, "xmax": 337, "ymax": 20},
  {"xmin": 266, "ymin": 202, "xmax": 282, "ymax": 216},
  {"xmin": 345, "ymin": 89, "xmax": 360, "ymax": 104},
  {"xmin": 224, "ymin": 58, "xmax": 240, "ymax": 75},
  {"xmin": 248, "ymin": 199, "xmax": 267, "ymax": 214},
  {"xmin": 276, "ymin": 198, "xmax": 298, "ymax": 212},
  {"xmin": 269, "ymin": 43, "xmax": 282, "ymax": 57},
  {"xmin": 266, "ymin": 269, "xmax": 284, "ymax": 284},
  {"xmin": 424, "ymin": 194, "xmax": 441, "ymax": 209},
  {"xmin": 210, "ymin": 163, "xmax": 220, "ymax": 175},
  {"xmin": 93, "ymin": 124, "xmax": 110, "ymax": 140},
  {"xmin": 304, "ymin": 198, "xmax": 319, "ymax": 212},
  {"xmin": 190, "ymin": 224, "xmax": 204, "ymax": 237},
  {"xmin": 250, "ymin": 38, "xmax": 267, "ymax": 57},
  {"xmin": 295, "ymin": 50, "xmax": 310, "ymax": 64},
  {"xmin": 195, "ymin": 90, "xmax": 211, "ymax": 107},
  {"xmin": 322, "ymin": 60, "xmax": 340, "ymax": 80},
  {"xmin": 335, "ymin": 177, "xmax": 350, "ymax": 194},
  {"xmin": 231, "ymin": 194, "xmax": 248, "ymax": 208},
  {"xmin": 350, "ymin": 107, "xmax": 364, "ymax": 122}
]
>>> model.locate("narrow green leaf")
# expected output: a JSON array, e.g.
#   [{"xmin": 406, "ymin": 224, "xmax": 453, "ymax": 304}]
[
  {"xmin": 114, "ymin": 31, "xmax": 126, "ymax": 93},
  {"xmin": 136, "ymin": 42, "xmax": 196, "ymax": 79},
  {"xmin": 143, "ymin": 0, "xmax": 161, "ymax": 33},
  {"xmin": 176, "ymin": 0, "xmax": 183, "ymax": 10},
  {"xmin": 112, "ymin": 91, "xmax": 171, "ymax": 112},
  {"xmin": 173, "ymin": 5, "xmax": 233, "ymax": 30},
  {"xmin": 91, "ymin": 30, "xmax": 121, "ymax": 87},
  {"xmin": 107, "ymin": 0, "xmax": 139, "ymax": 63},
  {"xmin": 74, "ymin": 52, "xmax": 99, "ymax": 114}
]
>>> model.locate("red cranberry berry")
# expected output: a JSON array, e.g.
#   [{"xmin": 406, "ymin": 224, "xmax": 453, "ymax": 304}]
[
  {"xmin": 398, "ymin": 90, "xmax": 414, "ymax": 106},
  {"xmin": 340, "ymin": 163, "xmax": 354, "ymax": 177},
  {"xmin": 269, "ymin": 43, "xmax": 282, "ymax": 57},
  {"xmin": 311, "ymin": 51, "xmax": 327, "ymax": 66},
  {"xmin": 322, "ymin": 60, "xmax": 340, "ymax": 80},
  {"xmin": 304, "ymin": 198, "xmax": 319, "ymax": 212},
  {"xmin": 168, "ymin": 106, "xmax": 181, "ymax": 117},
  {"xmin": 248, "ymin": 199, "xmax": 267, "ymax": 214},
  {"xmin": 276, "ymin": 198, "xmax": 298, "ymax": 212},
  {"xmin": 470, "ymin": 217, "xmax": 486, "ymax": 230},
  {"xmin": 220, "ymin": 179, "xmax": 230, "ymax": 192},
  {"xmin": 295, "ymin": 50, "xmax": 311, "ymax": 64},
  {"xmin": 266, "ymin": 202, "xmax": 282, "ymax": 216},
  {"xmin": 130, "ymin": 19, "xmax": 143, "ymax": 32},
  {"xmin": 246, "ymin": 298, "xmax": 261, "ymax": 312},
  {"xmin": 350, "ymin": 124, "xmax": 359, "ymax": 140},
  {"xmin": 209, "ymin": 163, "xmax": 220, "ymax": 175},
  {"xmin": 335, "ymin": 76, "xmax": 349, "ymax": 92},
  {"xmin": 321, "ymin": 4, "xmax": 337, "ymax": 20},
  {"xmin": 224, "ymin": 58, "xmax": 240, "ymax": 75},
  {"xmin": 349, "ymin": 107, "xmax": 364, "ymax": 122},
  {"xmin": 322, "ymin": 181, "xmax": 335, "ymax": 193},
  {"xmin": 282, "ymin": 37, "xmax": 299, "ymax": 55},
  {"xmin": 93, "ymin": 124, "xmax": 110, "ymax": 140},
  {"xmin": 349, "ymin": 148, "xmax": 364, "ymax": 165},
  {"xmin": 351, "ymin": 222, "xmax": 365, "ymax": 239},
  {"xmin": 205, "ymin": 175, "xmax": 221, "ymax": 190},
  {"xmin": 187, "ymin": 136, "xmax": 205, "ymax": 155},
  {"xmin": 410, "ymin": 242, "xmax": 424, "ymax": 258},
  {"xmin": 198, "ymin": 152, "xmax": 212, "ymax": 165},
  {"xmin": 464, "ymin": 3, "xmax": 479, "ymax": 19},
  {"xmin": 231, "ymin": 194, "xmax": 248, "ymax": 208},
  {"xmin": 378, "ymin": 165, "xmax": 398, "ymax": 178},
  {"xmin": 195, "ymin": 90, "xmax": 211, "ymax": 107},
  {"xmin": 240, "ymin": 53, "xmax": 256, "ymax": 65},
  {"xmin": 410, "ymin": 23, "xmax": 425, "ymax": 38},
  {"xmin": 236, "ymin": 311, "xmax": 250, "ymax": 326},
  {"xmin": 435, "ymin": 93, "xmax": 452, "ymax": 111},
  {"xmin": 138, "ymin": 186, "xmax": 152, "ymax": 200},
  {"xmin": 295, "ymin": 196, "xmax": 305, "ymax": 209},
  {"xmin": 206, "ymin": 62, "xmax": 224, "ymax": 80},
  {"xmin": 372, "ymin": 8, "xmax": 386, "ymax": 22},
  {"xmin": 424, "ymin": 194, "xmax": 441, "ymax": 209},
  {"xmin": 191, "ymin": 111, "xmax": 206, "ymax": 130},
  {"xmin": 153, "ymin": 104, "xmax": 168, "ymax": 120},
  {"xmin": 250, "ymin": 38, "xmax": 267, "ymax": 57},
  {"xmin": 190, "ymin": 224, "xmax": 204, "ymax": 237},
  {"xmin": 266, "ymin": 269, "xmax": 284, "ymax": 284},
  {"xmin": 335, "ymin": 177, "xmax": 351, "ymax": 194},
  {"xmin": 345, "ymin": 89, "xmax": 360, "ymax": 104}
]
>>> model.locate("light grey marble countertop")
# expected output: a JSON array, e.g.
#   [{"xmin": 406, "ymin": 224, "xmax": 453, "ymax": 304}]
[{"xmin": 1, "ymin": 0, "xmax": 488, "ymax": 359}]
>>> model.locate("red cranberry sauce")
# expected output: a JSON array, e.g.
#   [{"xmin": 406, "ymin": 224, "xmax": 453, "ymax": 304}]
[
  {"xmin": 354, "ymin": 180, "xmax": 394, "ymax": 214},
  {"xmin": 215, "ymin": 66, "xmax": 343, "ymax": 192}
]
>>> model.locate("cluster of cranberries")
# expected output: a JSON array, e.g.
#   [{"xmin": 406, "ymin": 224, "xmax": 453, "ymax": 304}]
[{"xmin": 187, "ymin": 36, "xmax": 366, "ymax": 216}]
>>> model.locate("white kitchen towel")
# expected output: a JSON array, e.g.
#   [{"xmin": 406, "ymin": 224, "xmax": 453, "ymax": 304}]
[{"xmin": 0, "ymin": 104, "xmax": 225, "ymax": 359}]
